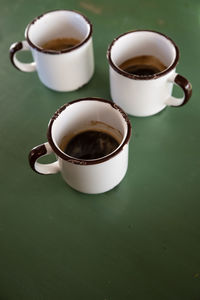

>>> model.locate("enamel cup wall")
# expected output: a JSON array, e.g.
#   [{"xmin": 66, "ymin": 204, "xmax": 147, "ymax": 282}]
[
  {"xmin": 9, "ymin": 10, "xmax": 94, "ymax": 92},
  {"xmin": 29, "ymin": 98, "xmax": 131, "ymax": 194},
  {"xmin": 107, "ymin": 30, "xmax": 192, "ymax": 117}
]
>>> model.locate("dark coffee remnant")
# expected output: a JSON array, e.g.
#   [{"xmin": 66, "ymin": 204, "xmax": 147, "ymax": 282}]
[
  {"xmin": 41, "ymin": 37, "xmax": 81, "ymax": 51},
  {"xmin": 62, "ymin": 130, "xmax": 120, "ymax": 160},
  {"xmin": 119, "ymin": 55, "xmax": 167, "ymax": 76}
]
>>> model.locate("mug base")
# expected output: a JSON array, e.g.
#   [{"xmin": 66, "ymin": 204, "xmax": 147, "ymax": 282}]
[
  {"xmin": 63, "ymin": 169, "xmax": 127, "ymax": 194},
  {"xmin": 38, "ymin": 71, "xmax": 94, "ymax": 92},
  {"xmin": 125, "ymin": 104, "xmax": 167, "ymax": 117},
  {"xmin": 64, "ymin": 179, "xmax": 124, "ymax": 194}
]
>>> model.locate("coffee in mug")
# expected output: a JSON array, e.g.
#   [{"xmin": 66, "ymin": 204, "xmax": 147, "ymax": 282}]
[
  {"xmin": 9, "ymin": 10, "xmax": 94, "ymax": 92},
  {"xmin": 41, "ymin": 37, "xmax": 81, "ymax": 51},
  {"xmin": 119, "ymin": 55, "xmax": 167, "ymax": 76},
  {"xmin": 60, "ymin": 129, "xmax": 120, "ymax": 160},
  {"xmin": 107, "ymin": 30, "xmax": 192, "ymax": 117},
  {"xmin": 28, "ymin": 98, "xmax": 131, "ymax": 194}
]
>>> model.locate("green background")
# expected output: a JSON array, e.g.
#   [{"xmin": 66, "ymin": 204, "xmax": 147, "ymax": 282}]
[{"xmin": 1, "ymin": 0, "xmax": 200, "ymax": 299}]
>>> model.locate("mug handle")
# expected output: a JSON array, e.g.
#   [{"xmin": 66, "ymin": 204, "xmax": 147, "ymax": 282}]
[
  {"xmin": 29, "ymin": 142, "xmax": 60, "ymax": 175},
  {"xmin": 165, "ymin": 73, "xmax": 192, "ymax": 107},
  {"xmin": 9, "ymin": 40, "xmax": 36, "ymax": 72}
]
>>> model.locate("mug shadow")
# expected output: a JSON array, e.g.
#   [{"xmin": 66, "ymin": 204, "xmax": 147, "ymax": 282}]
[{"xmin": 79, "ymin": 64, "xmax": 111, "ymax": 100}]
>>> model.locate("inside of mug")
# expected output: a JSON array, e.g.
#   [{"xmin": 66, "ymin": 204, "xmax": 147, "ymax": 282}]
[
  {"xmin": 26, "ymin": 10, "xmax": 90, "ymax": 48},
  {"xmin": 50, "ymin": 99, "xmax": 128, "ymax": 159},
  {"xmin": 110, "ymin": 31, "xmax": 177, "ymax": 69}
]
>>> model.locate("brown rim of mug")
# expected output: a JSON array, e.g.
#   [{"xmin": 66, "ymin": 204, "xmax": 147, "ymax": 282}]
[
  {"xmin": 107, "ymin": 30, "xmax": 180, "ymax": 80},
  {"xmin": 25, "ymin": 9, "xmax": 93, "ymax": 55},
  {"xmin": 47, "ymin": 98, "xmax": 132, "ymax": 165}
]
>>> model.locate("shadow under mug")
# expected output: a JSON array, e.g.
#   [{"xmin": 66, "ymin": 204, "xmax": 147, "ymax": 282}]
[
  {"xmin": 9, "ymin": 10, "xmax": 94, "ymax": 92},
  {"xmin": 29, "ymin": 98, "xmax": 132, "ymax": 194},
  {"xmin": 107, "ymin": 30, "xmax": 192, "ymax": 117}
]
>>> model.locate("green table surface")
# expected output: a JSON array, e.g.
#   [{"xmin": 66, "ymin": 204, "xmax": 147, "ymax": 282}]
[{"xmin": 1, "ymin": 0, "xmax": 200, "ymax": 299}]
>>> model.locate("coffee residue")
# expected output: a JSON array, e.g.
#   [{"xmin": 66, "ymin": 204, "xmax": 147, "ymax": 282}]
[
  {"xmin": 41, "ymin": 37, "xmax": 80, "ymax": 51},
  {"xmin": 62, "ymin": 129, "xmax": 120, "ymax": 160},
  {"xmin": 119, "ymin": 55, "xmax": 166, "ymax": 76}
]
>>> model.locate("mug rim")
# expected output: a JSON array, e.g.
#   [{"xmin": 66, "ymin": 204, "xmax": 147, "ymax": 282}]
[
  {"xmin": 47, "ymin": 97, "xmax": 132, "ymax": 165},
  {"xmin": 107, "ymin": 29, "xmax": 180, "ymax": 80},
  {"xmin": 25, "ymin": 9, "xmax": 93, "ymax": 55}
]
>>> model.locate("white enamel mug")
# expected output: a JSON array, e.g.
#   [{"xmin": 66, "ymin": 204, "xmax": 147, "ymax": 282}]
[
  {"xmin": 107, "ymin": 30, "xmax": 192, "ymax": 117},
  {"xmin": 29, "ymin": 98, "xmax": 131, "ymax": 194},
  {"xmin": 9, "ymin": 10, "xmax": 94, "ymax": 92}
]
